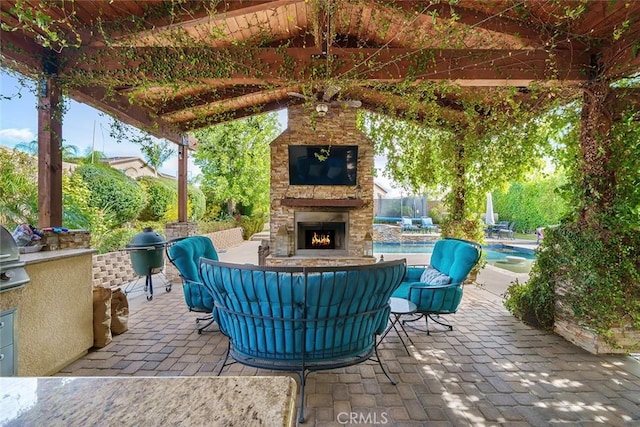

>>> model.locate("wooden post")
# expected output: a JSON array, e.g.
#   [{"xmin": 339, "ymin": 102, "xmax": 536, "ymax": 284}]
[
  {"xmin": 178, "ymin": 135, "xmax": 189, "ymax": 222},
  {"xmin": 37, "ymin": 71, "xmax": 63, "ymax": 228}
]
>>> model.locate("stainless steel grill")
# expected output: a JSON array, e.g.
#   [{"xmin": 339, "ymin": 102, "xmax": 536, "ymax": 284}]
[{"xmin": 0, "ymin": 225, "xmax": 30, "ymax": 293}]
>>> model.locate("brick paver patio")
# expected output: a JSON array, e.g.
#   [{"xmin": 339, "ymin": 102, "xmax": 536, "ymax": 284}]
[{"xmin": 57, "ymin": 244, "xmax": 640, "ymax": 426}]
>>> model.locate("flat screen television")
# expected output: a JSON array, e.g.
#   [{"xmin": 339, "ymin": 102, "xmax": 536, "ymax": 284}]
[{"xmin": 288, "ymin": 145, "xmax": 358, "ymax": 186}]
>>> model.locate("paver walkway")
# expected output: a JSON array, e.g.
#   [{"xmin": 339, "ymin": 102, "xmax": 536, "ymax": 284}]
[{"xmin": 57, "ymin": 239, "xmax": 640, "ymax": 426}]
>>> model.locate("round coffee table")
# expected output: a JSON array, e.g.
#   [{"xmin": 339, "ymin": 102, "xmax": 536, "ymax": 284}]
[{"xmin": 378, "ymin": 297, "xmax": 418, "ymax": 354}]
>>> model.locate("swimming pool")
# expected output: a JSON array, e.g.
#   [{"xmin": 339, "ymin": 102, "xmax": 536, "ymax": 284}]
[{"xmin": 374, "ymin": 242, "xmax": 536, "ymax": 273}]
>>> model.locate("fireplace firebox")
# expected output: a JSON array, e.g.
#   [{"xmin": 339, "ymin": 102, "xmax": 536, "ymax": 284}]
[
  {"xmin": 295, "ymin": 211, "xmax": 348, "ymax": 256},
  {"xmin": 306, "ymin": 230, "xmax": 336, "ymax": 249}
]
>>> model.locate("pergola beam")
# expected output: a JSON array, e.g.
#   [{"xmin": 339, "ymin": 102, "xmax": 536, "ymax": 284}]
[
  {"xmin": 61, "ymin": 47, "xmax": 592, "ymax": 86},
  {"xmin": 69, "ymin": 85, "xmax": 185, "ymax": 144}
]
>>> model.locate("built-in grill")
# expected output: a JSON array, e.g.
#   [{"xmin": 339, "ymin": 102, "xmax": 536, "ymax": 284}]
[{"xmin": 0, "ymin": 225, "xmax": 30, "ymax": 293}]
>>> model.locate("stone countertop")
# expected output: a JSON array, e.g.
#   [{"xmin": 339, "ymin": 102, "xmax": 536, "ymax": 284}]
[
  {"xmin": 20, "ymin": 248, "xmax": 97, "ymax": 266},
  {"xmin": 0, "ymin": 376, "xmax": 297, "ymax": 426}
]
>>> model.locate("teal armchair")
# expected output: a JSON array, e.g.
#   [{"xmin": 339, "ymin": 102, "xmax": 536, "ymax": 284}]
[
  {"xmin": 392, "ymin": 238, "xmax": 482, "ymax": 334},
  {"xmin": 166, "ymin": 236, "xmax": 219, "ymax": 334}
]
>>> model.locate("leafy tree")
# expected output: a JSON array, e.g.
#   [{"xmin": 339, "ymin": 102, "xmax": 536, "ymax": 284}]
[
  {"xmin": 108, "ymin": 118, "xmax": 175, "ymax": 176},
  {"xmin": 14, "ymin": 139, "xmax": 79, "ymax": 160},
  {"xmin": 193, "ymin": 113, "xmax": 281, "ymax": 216},
  {"xmin": 361, "ymin": 86, "xmax": 573, "ymax": 239},
  {"xmin": 138, "ymin": 139, "xmax": 175, "ymax": 177},
  {"xmin": 0, "ymin": 148, "xmax": 38, "ymax": 228},
  {"xmin": 75, "ymin": 163, "xmax": 146, "ymax": 225}
]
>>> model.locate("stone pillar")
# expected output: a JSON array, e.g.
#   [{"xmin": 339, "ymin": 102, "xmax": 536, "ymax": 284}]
[{"xmin": 164, "ymin": 222, "xmax": 198, "ymax": 282}]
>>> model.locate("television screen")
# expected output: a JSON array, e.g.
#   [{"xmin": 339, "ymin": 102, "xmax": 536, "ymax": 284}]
[{"xmin": 288, "ymin": 145, "xmax": 358, "ymax": 186}]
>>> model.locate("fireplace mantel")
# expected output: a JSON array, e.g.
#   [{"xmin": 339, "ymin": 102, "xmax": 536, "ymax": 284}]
[{"xmin": 281, "ymin": 198, "xmax": 364, "ymax": 208}]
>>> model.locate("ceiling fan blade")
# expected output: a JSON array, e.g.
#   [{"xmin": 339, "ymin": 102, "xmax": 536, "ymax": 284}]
[
  {"xmin": 322, "ymin": 85, "xmax": 342, "ymax": 102},
  {"xmin": 287, "ymin": 92, "xmax": 310, "ymax": 100},
  {"xmin": 331, "ymin": 99, "xmax": 362, "ymax": 108}
]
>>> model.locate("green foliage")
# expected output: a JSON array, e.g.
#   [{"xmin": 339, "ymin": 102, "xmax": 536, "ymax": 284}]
[
  {"xmin": 75, "ymin": 163, "xmax": 146, "ymax": 226},
  {"xmin": 237, "ymin": 214, "xmax": 267, "ymax": 240},
  {"xmin": 161, "ymin": 179, "xmax": 206, "ymax": 222},
  {"xmin": 362, "ymin": 90, "xmax": 565, "ymax": 223},
  {"xmin": 503, "ymin": 277, "xmax": 554, "ymax": 328},
  {"xmin": 137, "ymin": 177, "xmax": 176, "ymax": 221},
  {"xmin": 108, "ymin": 118, "xmax": 175, "ymax": 175},
  {"xmin": 95, "ymin": 227, "xmax": 138, "ymax": 254},
  {"xmin": 62, "ymin": 172, "xmax": 113, "ymax": 235},
  {"xmin": 0, "ymin": 148, "xmax": 38, "ymax": 228},
  {"xmin": 492, "ymin": 171, "xmax": 568, "ymax": 233},
  {"xmin": 510, "ymin": 224, "xmax": 640, "ymax": 334},
  {"xmin": 194, "ymin": 113, "xmax": 281, "ymax": 216},
  {"xmin": 427, "ymin": 202, "xmax": 447, "ymax": 224},
  {"xmin": 438, "ymin": 217, "xmax": 485, "ymax": 243},
  {"xmin": 186, "ymin": 184, "xmax": 206, "ymax": 221},
  {"xmin": 198, "ymin": 218, "xmax": 237, "ymax": 234}
]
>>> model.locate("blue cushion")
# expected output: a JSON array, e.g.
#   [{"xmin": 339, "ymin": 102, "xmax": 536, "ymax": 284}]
[
  {"xmin": 169, "ymin": 236, "xmax": 218, "ymax": 283},
  {"xmin": 392, "ymin": 281, "xmax": 462, "ymax": 313},
  {"xmin": 430, "ymin": 239, "xmax": 479, "ymax": 284},
  {"xmin": 168, "ymin": 236, "xmax": 219, "ymax": 312},
  {"xmin": 419, "ymin": 267, "xmax": 451, "ymax": 285}
]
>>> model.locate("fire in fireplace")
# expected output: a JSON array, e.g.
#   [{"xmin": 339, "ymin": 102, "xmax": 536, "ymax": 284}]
[
  {"xmin": 295, "ymin": 211, "xmax": 348, "ymax": 256},
  {"xmin": 307, "ymin": 230, "xmax": 335, "ymax": 249}
]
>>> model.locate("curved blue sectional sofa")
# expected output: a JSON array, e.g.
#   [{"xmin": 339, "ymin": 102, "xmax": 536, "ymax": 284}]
[{"xmin": 199, "ymin": 258, "xmax": 407, "ymax": 423}]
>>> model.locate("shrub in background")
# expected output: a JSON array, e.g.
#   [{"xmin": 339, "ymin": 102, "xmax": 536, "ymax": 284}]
[
  {"xmin": 76, "ymin": 164, "xmax": 146, "ymax": 226},
  {"xmin": 493, "ymin": 172, "xmax": 567, "ymax": 233},
  {"xmin": 164, "ymin": 180, "xmax": 206, "ymax": 222},
  {"xmin": 0, "ymin": 148, "xmax": 38, "ymax": 228},
  {"xmin": 138, "ymin": 177, "xmax": 176, "ymax": 221},
  {"xmin": 95, "ymin": 227, "xmax": 139, "ymax": 254},
  {"xmin": 63, "ymin": 172, "xmax": 114, "ymax": 243},
  {"xmin": 237, "ymin": 214, "xmax": 267, "ymax": 240}
]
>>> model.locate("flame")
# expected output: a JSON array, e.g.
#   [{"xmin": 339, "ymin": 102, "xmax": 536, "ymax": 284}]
[{"xmin": 311, "ymin": 232, "xmax": 331, "ymax": 247}]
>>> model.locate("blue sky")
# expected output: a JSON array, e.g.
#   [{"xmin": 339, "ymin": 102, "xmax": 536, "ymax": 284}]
[
  {"xmin": 1, "ymin": 68, "xmax": 399, "ymax": 193},
  {"xmin": 1, "ymin": 68, "xmax": 218, "ymax": 177}
]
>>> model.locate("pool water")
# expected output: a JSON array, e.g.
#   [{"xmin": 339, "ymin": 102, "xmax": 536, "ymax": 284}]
[{"xmin": 374, "ymin": 242, "xmax": 535, "ymax": 274}]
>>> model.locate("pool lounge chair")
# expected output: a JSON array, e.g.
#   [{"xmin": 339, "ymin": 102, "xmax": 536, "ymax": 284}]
[
  {"xmin": 420, "ymin": 217, "xmax": 436, "ymax": 232},
  {"xmin": 401, "ymin": 217, "xmax": 419, "ymax": 232}
]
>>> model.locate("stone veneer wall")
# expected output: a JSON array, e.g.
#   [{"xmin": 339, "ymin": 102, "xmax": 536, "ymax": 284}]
[
  {"xmin": 92, "ymin": 226, "xmax": 246, "ymax": 288},
  {"xmin": 268, "ymin": 107, "xmax": 374, "ymax": 266},
  {"xmin": 40, "ymin": 229, "xmax": 91, "ymax": 250}
]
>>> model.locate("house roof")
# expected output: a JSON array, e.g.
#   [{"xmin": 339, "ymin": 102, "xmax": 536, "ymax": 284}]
[{"xmin": 2, "ymin": 1, "xmax": 639, "ymax": 144}]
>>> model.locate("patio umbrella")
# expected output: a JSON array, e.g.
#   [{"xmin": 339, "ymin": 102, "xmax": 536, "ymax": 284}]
[{"xmin": 485, "ymin": 192, "xmax": 495, "ymax": 226}]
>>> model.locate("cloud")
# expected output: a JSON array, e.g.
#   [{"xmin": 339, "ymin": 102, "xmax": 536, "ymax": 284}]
[{"xmin": 0, "ymin": 128, "xmax": 35, "ymax": 145}]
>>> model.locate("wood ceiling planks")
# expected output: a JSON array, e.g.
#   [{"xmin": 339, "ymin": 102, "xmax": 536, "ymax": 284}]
[{"xmin": 1, "ymin": 0, "xmax": 639, "ymax": 139}]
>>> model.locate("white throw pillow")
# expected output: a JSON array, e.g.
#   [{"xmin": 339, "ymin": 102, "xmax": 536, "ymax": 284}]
[{"xmin": 419, "ymin": 267, "xmax": 452, "ymax": 285}]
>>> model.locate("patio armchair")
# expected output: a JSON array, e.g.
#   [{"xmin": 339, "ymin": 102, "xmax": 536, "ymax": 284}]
[
  {"xmin": 391, "ymin": 238, "xmax": 482, "ymax": 334},
  {"xmin": 165, "ymin": 236, "xmax": 219, "ymax": 334},
  {"xmin": 199, "ymin": 258, "xmax": 406, "ymax": 423}
]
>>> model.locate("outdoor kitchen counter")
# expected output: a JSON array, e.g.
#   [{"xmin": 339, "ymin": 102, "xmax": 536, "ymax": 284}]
[
  {"xmin": 20, "ymin": 247, "xmax": 96, "ymax": 265},
  {"xmin": 0, "ymin": 248, "xmax": 95, "ymax": 376},
  {"xmin": 0, "ymin": 376, "xmax": 298, "ymax": 426}
]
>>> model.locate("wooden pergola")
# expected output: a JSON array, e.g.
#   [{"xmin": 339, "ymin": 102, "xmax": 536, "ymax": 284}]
[{"xmin": 1, "ymin": 0, "xmax": 639, "ymax": 227}]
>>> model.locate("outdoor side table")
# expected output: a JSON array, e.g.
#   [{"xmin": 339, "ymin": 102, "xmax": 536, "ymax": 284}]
[{"xmin": 379, "ymin": 297, "xmax": 417, "ymax": 355}]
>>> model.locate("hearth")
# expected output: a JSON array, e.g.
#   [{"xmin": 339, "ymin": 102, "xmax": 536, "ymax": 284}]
[{"xmin": 295, "ymin": 211, "xmax": 348, "ymax": 256}]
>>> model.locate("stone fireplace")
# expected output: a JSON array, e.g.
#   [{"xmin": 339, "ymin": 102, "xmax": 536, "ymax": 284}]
[{"xmin": 267, "ymin": 107, "xmax": 375, "ymax": 267}]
